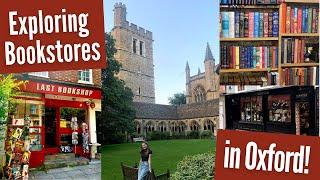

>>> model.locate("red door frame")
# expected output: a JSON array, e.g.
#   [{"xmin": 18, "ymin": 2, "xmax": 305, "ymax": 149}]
[{"xmin": 44, "ymin": 99, "xmax": 88, "ymax": 155}]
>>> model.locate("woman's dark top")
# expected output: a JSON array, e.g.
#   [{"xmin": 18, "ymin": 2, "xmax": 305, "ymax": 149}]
[{"xmin": 140, "ymin": 149, "xmax": 152, "ymax": 162}]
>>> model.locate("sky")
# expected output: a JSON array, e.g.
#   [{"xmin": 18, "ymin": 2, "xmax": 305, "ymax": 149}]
[{"xmin": 104, "ymin": 0, "xmax": 219, "ymax": 104}]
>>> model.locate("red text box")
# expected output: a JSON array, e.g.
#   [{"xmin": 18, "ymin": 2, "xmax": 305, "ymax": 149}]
[
  {"xmin": 0, "ymin": 0, "xmax": 106, "ymax": 73},
  {"xmin": 215, "ymin": 130, "xmax": 320, "ymax": 180}
]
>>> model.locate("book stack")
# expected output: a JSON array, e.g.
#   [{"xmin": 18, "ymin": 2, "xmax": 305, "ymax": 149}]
[
  {"xmin": 282, "ymin": 67, "xmax": 319, "ymax": 85},
  {"xmin": 282, "ymin": 5, "xmax": 319, "ymax": 33},
  {"xmin": 281, "ymin": 38, "xmax": 319, "ymax": 64},
  {"xmin": 221, "ymin": 10, "xmax": 279, "ymax": 38},
  {"xmin": 221, "ymin": 45, "xmax": 278, "ymax": 69},
  {"xmin": 220, "ymin": 0, "xmax": 280, "ymax": 5}
]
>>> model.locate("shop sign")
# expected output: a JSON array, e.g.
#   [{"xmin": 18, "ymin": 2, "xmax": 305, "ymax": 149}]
[
  {"xmin": 23, "ymin": 81, "xmax": 101, "ymax": 99},
  {"xmin": 0, "ymin": 0, "xmax": 106, "ymax": 73}
]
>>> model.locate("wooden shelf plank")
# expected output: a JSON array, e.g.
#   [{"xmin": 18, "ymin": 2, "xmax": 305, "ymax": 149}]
[
  {"xmin": 284, "ymin": 0, "xmax": 319, "ymax": 4},
  {"xmin": 221, "ymin": 68, "xmax": 278, "ymax": 73},
  {"xmin": 281, "ymin": 63, "xmax": 319, "ymax": 68},
  {"xmin": 220, "ymin": 37, "xmax": 279, "ymax": 42},
  {"xmin": 220, "ymin": 5, "xmax": 280, "ymax": 9},
  {"xmin": 280, "ymin": 33, "xmax": 319, "ymax": 37}
]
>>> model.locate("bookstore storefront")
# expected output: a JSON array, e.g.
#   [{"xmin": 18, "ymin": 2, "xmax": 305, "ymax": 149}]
[
  {"xmin": 223, "ymin": 86, "xmax": 318, "ymax": 136},
  {"xmin": 10, "ymin": 80, "xmax": 101, "ymax": 168}
]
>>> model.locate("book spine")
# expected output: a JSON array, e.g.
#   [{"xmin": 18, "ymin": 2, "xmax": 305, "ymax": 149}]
[
  {"xmin": 259, "ymin": 12, "xmax": 264, "ymax": 37},
  {"xmin": 249, "ymin": 12, "xmax": 254, "ymax": 38},
  {"xmin": 293, "ymin": 7, "xmax": 298, "ymax": 33},
  {"xmin": 294, "ymin": 38, "xmax": 298, "ymax": 63},
  {"xmin": 263, "ymin": 12, "xmax": 269, "ymax": 37},
  {"xmin": 239, "ymin": 12, "xmax": 245, "ymax": 37},
  {"xmin": 235, "ymin": 11, "xmax": 240, "ymax": 38},
  {"xmin": 235, "ymin": 46, "xmax": 240, "ymax": 69},
  {"xmin": 283, "ymin": 38, "xmax": 288, "ymax": 64},
  {"xmin": 312, "ymin": 8, "xmax": 317, "ymax": 33},
  {"xmin": 222, "ymin": 12, "xmax": 230, "ymax": 38},
  {"xmin": 281, "ymin": 3, "xmax": 287, "ymax": 33},
  {"xmin": 315, "ymin": 8, "xmax": 319, "ymax": 33},
  {"xmin": 297, "ymin": 8, "xmax": 302, "ymax": 33},
  {"xmin": 244, "ymin": 12, "xmax": 249, "ymax": 37},
  {"xmin": 308, "ymin": 8, "xmax": 312, "ymax": 33},
  {"xmin": 286, "ymin": 6, "xmax": 291, "ymax": 33},
  {"xmin": 254, "ymin": 12, "xmax": 260, "ymax": 37},
  {"xmin": 253, "ymin": 47, "xmax": 257, "ymax": 68},
  {"xmin": 300, "ymin": 39, "xmax": 305, "ymax": 63},
  {"xmin": 229, "ymin": 12, "xmax": 235, "ymax": 38},
  {"xmin": 302, "ymin": 7, "xmax": 307, "ymax": 33},
  {"xmin": 272, "ymin": 11, "xmax": 279, "ymax": 37},
  {"xmin": 268, "ymin": 12, "xmax": 273, "ymax": 37},
  {"xmin": 290, "ymin": 7, "xmax": 295, "ymax": 33}
]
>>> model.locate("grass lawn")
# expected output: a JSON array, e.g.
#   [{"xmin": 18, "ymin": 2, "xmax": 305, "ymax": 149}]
[{"xmin": 101, "ymin": 139, "xmax": 216, "ymax": 180}]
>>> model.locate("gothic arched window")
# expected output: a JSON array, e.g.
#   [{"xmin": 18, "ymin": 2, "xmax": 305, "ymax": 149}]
[{"xmin": 194, "ymin": 86, "xmax": 206, "ymax": 103}]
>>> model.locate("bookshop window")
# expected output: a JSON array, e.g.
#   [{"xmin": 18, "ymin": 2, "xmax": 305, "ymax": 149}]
[
  {"xmin": 296, "ymin": 102, "xmax": 311, "ymax": 135},
  {"xmin": 268, "ymin": 95, "xmax": 291, "ymax": 123},
  {"xmin": 240, "ymin": 96, "xmax": 263, "ymax": 122},
  {"xmin": 11, "ymin": 101, "xmax": 44, "ymax": 151}
]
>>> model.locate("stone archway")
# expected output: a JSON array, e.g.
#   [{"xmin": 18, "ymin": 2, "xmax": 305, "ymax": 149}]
[{"xmin": 189, "ymin": 120, "xmax": 200, "ymax": 131}]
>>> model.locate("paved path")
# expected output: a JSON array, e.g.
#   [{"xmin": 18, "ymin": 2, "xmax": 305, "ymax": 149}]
[{"xmin": 29, "ymin": 160, "xmax": 101, "ymax": 180}]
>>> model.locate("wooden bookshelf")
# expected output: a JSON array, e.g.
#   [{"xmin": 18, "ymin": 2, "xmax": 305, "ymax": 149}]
[
  {"xmin": 284, "ymin": 0, "xmax": 319, "ymax": 4},
  {"xmin": 221, "ymin": 68, "xmax": 278, "ymax": 73},
  {"xmin": 219, "ymin": 0, "xmax": 319, "ymax": 86},
  {"xmin": 220, "ymin": 5, "xmax": 280, "ymax": 9},
  {"xmin": 221, "ymin": 37, "xmax": 278, "ymax": 42},
  {"xmin": 281, "ymin": 63, "xmax": 319, "ymax": 68},
  {"xmin": 280, "ymin": 33, "xmax": 319, "ymax": 37}
]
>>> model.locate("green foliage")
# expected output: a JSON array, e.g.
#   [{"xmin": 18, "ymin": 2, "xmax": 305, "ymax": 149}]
[
  {"xmin": 0, "ymin": 75, "xmax": 24, "ymax": 143},
  {"xmin": 187, "ymin": 131, "xmax": 200, "ymax": 139},
  {"xmin": 168, "ymin": 93, "xmax": 186, "ymax": 106},
  {"xmin": 100, "ymin": 33, "xmax": 136, "ymax": 144},
  {"xmin": 171, "ymin": 153, "xmax": 215, "ymax": 180},
  {"xmin": 171, "ymin": 132, "xmax": 186, "ymax": 139},
  {"xmin": 147, "ymin": 131, "xmax": 170, "ymax": 140},
  {"xmin": 200, "ymin": 130, "xmax": 213, "ymax": 139}
]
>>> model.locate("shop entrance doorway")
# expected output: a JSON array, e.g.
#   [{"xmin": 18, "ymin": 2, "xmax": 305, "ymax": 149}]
[{"xmin": 45, "ymin": 107, "xmax": 57, "ymax": 148}]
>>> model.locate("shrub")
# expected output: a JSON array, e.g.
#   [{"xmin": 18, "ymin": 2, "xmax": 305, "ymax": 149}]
[
  {"xmin": 171, "ymin": 132, "xmax": 186, "ymax": 139},
  {"xmin": 171, "ymin": 153, "xmax": 215, "ymax": 180},
  {"xmin": 200, "ymin": 130, "xmax": 213, "ymax": 139},
  {"xmin": 187, "ymin": 131, "xmax": 200, "ymax": 139},
  {"xmin": 108, "ymin": 132, "xmax": 127, "ymax": 144}
]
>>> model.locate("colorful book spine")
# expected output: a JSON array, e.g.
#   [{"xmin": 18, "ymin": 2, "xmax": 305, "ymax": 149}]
[
  {"xmin": 254, "ymin": 12, "xmax": 260, "ymax": 38},
  {"xmin": 249, "ymin": 12, "xmax": 254, "ymax": 38},
  {"xmin": 235, "ymin": 11, "xmax": 240, "ymax": 38},
  {"xmin": 244, "ymin": 12, "xmax": 249, "ymax": 37},
  {"xmin": 229, "ymin": 12, "xmax": 235, "ymax": 38},
  {"xmin": 221, "ymin": 12, "xmax": 229, "ymax": 38},
  {"xmin": 272, "ymin": 11, "xmax": 279, "ymax": 37}
]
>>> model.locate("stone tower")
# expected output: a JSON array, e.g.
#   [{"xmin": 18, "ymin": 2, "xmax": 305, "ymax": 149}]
[
  {"xmin": 185, "ymin": 43, "xmax": 219, "ymax": 104},
  {"xmin": 111, "ymin": 3, "xmax": 155, "ymax": 103}
]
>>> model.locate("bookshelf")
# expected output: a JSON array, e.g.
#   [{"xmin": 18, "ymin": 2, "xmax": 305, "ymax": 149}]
[{"xmin": 219, "ymin": 0, "xmax": 319, "ymax": 86}]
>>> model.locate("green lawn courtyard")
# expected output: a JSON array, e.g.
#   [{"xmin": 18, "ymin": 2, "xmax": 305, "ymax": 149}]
[{"xmin": 101, "ymin": 139, "xmax": 216, "ymax": 180}]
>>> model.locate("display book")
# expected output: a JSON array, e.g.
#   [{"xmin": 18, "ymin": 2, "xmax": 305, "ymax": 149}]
[{"xmin": 4, "ymin": 116, "xmax": 31, "ymax": 180}]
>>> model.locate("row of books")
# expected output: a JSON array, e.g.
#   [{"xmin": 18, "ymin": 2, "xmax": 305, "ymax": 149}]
[
  {"xmin": 283, "ymin": 5, "xmax": 319, "ymax": 34},
  {"xmin": 220, "ymin": 0, "xmax": 280, "ymax": 5},
  {"xmin": 282, "ymin": 67, "xmax": 319, "ymax": 86},
  {"xmin": 221, "ymin": 45, "xmax": 279, "ymax": 69},
  {"xmin": 221, "ymin": 11, "xmax": 279, "ymax": 38},
  {"xmin": 281, "ymin": 38, "xmax": 319, "ymax": 64}
]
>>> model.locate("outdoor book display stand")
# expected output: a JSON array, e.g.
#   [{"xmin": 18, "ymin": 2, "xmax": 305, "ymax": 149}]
[{"xmin": 3, "ymin": 116, "xmax": 31, "ymax": 180}]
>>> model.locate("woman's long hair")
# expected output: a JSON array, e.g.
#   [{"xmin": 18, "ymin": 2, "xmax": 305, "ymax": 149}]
[{"xmin": 140, "ymin": 141, "xmax": 150, "ymax": 154}]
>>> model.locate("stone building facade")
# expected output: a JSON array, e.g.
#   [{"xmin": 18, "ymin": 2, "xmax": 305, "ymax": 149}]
[
  {"xmin": 134, "ymin": 99, "xmax": 219, "ymax": 136},
  {"xmin": 111, "ymin": 3, "xmax": 155, "ymax": 103},
  {"xmin": 133, "ymin": 44, "xmax": 220, "ymax": 136},
  {"xmin": 186, "ymin": 43, "xmax": 220, "ymax": 104}
]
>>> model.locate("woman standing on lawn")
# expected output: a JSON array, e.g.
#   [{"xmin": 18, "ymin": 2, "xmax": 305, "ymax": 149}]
[{"xmin": 138, "ymin": 142, "xmax": 152, "ymax": 180}]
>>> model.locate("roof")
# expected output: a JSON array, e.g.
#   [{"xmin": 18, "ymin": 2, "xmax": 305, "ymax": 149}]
[
  {"xmin": 205, "ymin": 43, "xmax": 214, "ymax": 61},
  {"xmin": 134, "ymin": 99, "xmax": 219, "ymax": 120}
]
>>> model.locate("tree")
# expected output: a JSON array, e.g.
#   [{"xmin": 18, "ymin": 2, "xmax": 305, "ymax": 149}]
[
  {"xmin": 100, "ymin": 33, "xmax": 136, "ymax": 144},
  {"xmin": 0, "ymin": 75, "xmax": 24, "ymax": 172},
  {"xmin": 169, "ymin": 93, "xmax": 186, "ymax": 106}
]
